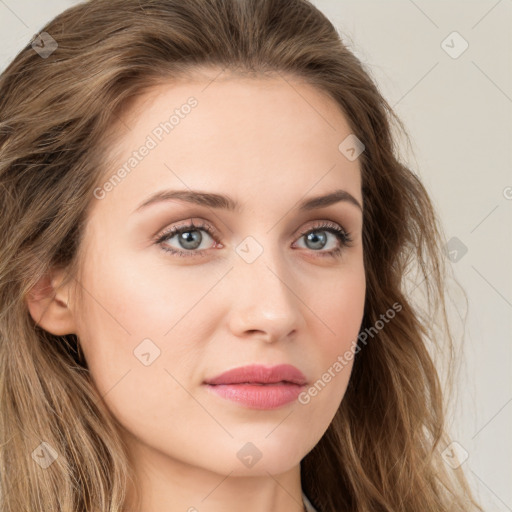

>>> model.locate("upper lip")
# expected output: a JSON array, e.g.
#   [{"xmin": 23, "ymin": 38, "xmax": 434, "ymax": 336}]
[{"xmin": 203, "ymin": 364, "xmax": 307, "ymax": 386}]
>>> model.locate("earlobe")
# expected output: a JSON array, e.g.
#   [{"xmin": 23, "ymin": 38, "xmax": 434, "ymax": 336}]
[{"xmin": 25, "ymin": 269, "xmax": 77, "ymax": 336}]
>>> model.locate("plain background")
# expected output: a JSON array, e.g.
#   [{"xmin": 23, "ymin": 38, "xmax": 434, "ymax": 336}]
[{"xmin": 1, "ymin": 1, "xmax": 510, "ymax": 510}]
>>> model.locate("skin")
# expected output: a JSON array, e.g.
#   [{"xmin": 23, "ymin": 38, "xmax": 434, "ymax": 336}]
[{"xmin": 27, "ymin": 68, "xmax": 366, "ymax": 512}]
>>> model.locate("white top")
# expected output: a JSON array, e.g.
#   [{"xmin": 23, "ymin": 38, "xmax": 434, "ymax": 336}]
[{"xmin": 302, "ymin": 491, "xmax": 318, "ymax": 512}]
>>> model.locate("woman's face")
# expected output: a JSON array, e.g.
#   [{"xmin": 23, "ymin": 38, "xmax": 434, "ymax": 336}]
[{"xmin": 72, "ymin": 70, "xmax": 365, "ymax": 477}]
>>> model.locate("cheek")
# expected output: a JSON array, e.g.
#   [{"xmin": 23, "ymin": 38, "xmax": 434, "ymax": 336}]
[
  {"xmin": 73, "ymin": 246, "xmax": 223, "ymax": 416},
  {"xmin": 73, "ymin": 265, "xmax": 203, "ymax": 448},
  {"xmin": 316, "ymin": 260, "xmax": 366, "ymax": 352},
  {"xmin": 297, "ymin": 261, "xmax": 365, "ymax": 414},
  {"xmin": 76, "ymin": 243, "xmax": 224, "ymax": 344}
]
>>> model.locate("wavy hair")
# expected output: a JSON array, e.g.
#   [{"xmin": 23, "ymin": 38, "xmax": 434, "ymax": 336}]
[{"xmin": 0, "ymin": 0, "xmax": 483, "ymax": 510}]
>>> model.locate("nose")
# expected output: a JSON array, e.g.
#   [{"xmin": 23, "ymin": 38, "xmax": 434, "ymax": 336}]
[{"xmin": 226, "ymin": 248, "xmax": 305, "ymax": 343}]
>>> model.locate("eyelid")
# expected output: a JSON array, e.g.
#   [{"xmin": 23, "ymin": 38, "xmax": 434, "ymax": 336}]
[
  {"xmin": 155, "ymin": 218, "xmax": 347, "ymax": 242},
  {"xmin": 296, "ymin": 220, "xmax": 349, "ymax": 238},
  {"xmin": 154, "ymin": 218, "xmax": 219, "ymax": 243}
]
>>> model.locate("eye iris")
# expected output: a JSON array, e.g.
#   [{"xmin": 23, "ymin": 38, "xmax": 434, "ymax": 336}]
[
  {"xmin": 179, "ymin": 230, "xmax": 202, "ymax": 250},
  {"xmin": 305, "ymin": 231, "xmax": 327, "ymax": 250}
]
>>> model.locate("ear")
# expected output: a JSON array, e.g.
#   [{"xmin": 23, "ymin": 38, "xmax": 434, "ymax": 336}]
[{"xmin": 25, "ymin": 268, "xmax": 77, "ymax": 335}]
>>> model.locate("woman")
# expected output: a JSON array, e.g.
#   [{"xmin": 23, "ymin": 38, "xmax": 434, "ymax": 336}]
[{"xmin": 0, "ymin": 0, "xmax": 483, "ymax": 511}]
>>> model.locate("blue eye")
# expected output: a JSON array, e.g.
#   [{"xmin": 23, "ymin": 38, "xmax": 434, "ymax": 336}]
[
  {"xmin": 155, "ymin": 219, "xmax": 352, "ymax": 258},
  {"xmin": 155, "ymin": 219, "xmax": 217, "ymax": 258},
  {"xmin": 295, "ymin": 222, "xmax": 353, "ymax": 257}
]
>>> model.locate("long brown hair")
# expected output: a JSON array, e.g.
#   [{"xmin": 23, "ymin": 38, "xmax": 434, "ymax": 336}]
[{"xmin": 0, "ymin": 0, "xmax": 483, "ymax": 510}]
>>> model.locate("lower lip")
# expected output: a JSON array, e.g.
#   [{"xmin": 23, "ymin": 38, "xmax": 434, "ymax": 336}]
[{"xmin": 204, "ymin": 383, "xmax": 306, "ymax": 410}]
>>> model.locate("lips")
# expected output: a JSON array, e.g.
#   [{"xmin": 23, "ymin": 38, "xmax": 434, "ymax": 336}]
[
  {"xmin": 203, "ymin": 363, "xmax": 308, "ymax": 386},
  {"xmin": 203, "ymin": 364, "xmax": 308, "ymax": 410}
]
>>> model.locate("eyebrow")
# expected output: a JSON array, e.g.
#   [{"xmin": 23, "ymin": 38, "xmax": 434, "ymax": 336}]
[{"xmin": 133, "ymin": 188, "xmax": 362, "ymax": 214}]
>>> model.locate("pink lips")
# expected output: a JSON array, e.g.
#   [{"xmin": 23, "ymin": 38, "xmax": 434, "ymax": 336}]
[{"xmin": 203, "ymin": 364, "xmax": 307, "ymax": 410}]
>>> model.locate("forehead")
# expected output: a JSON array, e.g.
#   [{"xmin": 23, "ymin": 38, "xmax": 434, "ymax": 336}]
[{"xmin": 94, "ymin": 71, "xmax": 362, "ymax": 217}]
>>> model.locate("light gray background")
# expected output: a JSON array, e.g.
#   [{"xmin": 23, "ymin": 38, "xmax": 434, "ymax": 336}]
[{"xmin": 1, "ymin": 1, "xmax": 510, "ymax": 510}]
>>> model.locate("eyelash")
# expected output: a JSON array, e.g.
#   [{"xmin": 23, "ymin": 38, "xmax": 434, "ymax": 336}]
[{"xmin": 154, "ymin": 219, "xmax": 353, "ymax": 259}]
